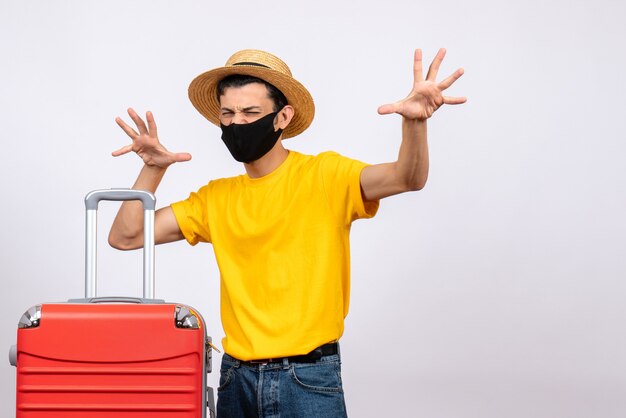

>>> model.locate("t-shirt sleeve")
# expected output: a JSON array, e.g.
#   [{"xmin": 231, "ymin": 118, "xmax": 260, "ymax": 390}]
[
  {"xmin": 319, "ymin": 151, "xmax": 380, "ymax": 224},
  {"xmin": 170, "ymin": 184, "xmax": 212, "ymax": 245}
]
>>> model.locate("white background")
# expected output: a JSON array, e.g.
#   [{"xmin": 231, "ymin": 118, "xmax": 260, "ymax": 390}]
[{"xmin": 2, "ymin": 1, "xmax": 625, "ymax": 417}]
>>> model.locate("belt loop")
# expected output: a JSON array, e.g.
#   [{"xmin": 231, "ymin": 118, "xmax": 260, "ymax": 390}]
[{"xmin": 282, "ymin": 357, "xmax": 290, "ymax": 370}]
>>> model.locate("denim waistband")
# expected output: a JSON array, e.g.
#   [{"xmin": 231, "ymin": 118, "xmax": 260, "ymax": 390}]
[{"xmin": 225, "ymin": 342, "xmax": 340, "ymax": 367}]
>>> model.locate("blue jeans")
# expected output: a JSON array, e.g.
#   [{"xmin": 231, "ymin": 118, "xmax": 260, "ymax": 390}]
[{"xmin": 216, "ymin": 351, "xmax": 348, "ymax": 417}]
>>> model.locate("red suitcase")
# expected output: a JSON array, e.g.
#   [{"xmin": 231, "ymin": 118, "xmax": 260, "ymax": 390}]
[{"xmin": 9, "ymin": 189, "xmax": 216, "ymax": 418}]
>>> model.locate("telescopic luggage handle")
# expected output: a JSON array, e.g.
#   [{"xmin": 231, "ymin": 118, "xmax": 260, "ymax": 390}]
[{"xmin": 84, "ymin": 189, "xmax": 156, "ymax": 299}]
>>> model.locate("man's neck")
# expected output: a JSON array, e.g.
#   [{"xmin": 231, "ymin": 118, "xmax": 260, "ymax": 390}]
[{"xmin": 244, "ymin": 142, "xmax": 289, "ymax": 179}]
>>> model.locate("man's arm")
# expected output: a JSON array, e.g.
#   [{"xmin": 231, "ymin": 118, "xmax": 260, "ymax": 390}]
[
  {"xmin": 108, "ymin": 108, "xmax": 191, "ymax": 250},
  {"xmin": 360, "ymin": 48, "xmax": 466, "ymax": 201}
]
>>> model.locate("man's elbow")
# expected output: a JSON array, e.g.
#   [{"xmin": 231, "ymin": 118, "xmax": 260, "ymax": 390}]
[
  {"xmin": 394, "ymin": 163, "xmax": 428, "ymax": 193},
  {"xmin": 405, "ymin": 176, "xmax": 428, "ymax": 192},
  {"xmin": 108, "ymin": 231, "xmax": 141, "ymax": 251},
  {"xmin": 408, "ymin": 183, "xmax": 426, "ymax": 192}
]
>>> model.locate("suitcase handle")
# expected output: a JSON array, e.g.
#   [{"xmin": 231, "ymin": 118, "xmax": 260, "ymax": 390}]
[
  {"xmin": 84, "ymin": 189, "xmax": 156, "ymax": 299},
  {"xmin": 68, "ymin": 296, "xmax": 165, "ymax": 304},
  {"xmin": 85, "ymin": 189, "xmax": 156, "ymax": 210}
]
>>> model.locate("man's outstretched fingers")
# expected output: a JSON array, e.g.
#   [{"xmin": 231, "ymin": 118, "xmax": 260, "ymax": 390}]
[
  {"xmin": 443, "ymin": 96, "xmax": 468, "ymax": 105},
  {"xmin": 115, "ymin": 117, "xmax": 139, "ymax": 139},
  {"xmin": 127, "ymin": 108, "xmax": 149, "ymax": 135},
  {"xmin": 173, "ymin": 152, "xmax": 193, "ymax": 162},
  {"xmin": 438, "ymin": 68, "xmax": 465, "ymax": 90},
  {"xmin": 146, "ymin": 111, "xmax": 158, "ymax": 137},
  {"xmin": 377, "ymin": 102, "xmax": 399, "ymax": 115},
  {"xmin": 112, "ymin": 144, "xmax": 133, "ymax": 157},
  {"xmin": 413, "ymin": 49, "xmax": 423, "ymax": 82},
  {"xmin": 425, "ymin": 48, "xmax": 446, "ymax": 81}
]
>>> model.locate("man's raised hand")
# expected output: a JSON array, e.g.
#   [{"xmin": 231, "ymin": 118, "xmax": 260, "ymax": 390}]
[
  {"xmin": 113, "ymin": 108, "xmax": 192, "ymax": 168},
  {"xmin": 377, "ymin": 48, "xmax": 466, "ymax": 121}
]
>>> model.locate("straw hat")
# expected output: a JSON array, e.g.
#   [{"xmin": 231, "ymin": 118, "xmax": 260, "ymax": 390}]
[{"xmin": 188, "ymin": 49, "xmax": 315, "ymax": 139}]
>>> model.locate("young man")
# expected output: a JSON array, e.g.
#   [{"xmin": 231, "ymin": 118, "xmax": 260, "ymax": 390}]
[{"xmin": 109, "ymin": 48, "xmax": 465, "ymax": 417}]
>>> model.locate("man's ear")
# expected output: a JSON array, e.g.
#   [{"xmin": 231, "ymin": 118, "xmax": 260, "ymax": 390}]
[{"xmin": 275, "ymin": 105, "xmax": 295, "ymax": 130}]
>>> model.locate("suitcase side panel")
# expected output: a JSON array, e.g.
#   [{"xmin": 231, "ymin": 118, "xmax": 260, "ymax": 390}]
[
  {"xmin": 17, "ymin": 352, "xmax": 202, "ymax": 417},
  {"xmin": 15, "ymin": 303, "xmax": 206, "ymax": 418}
]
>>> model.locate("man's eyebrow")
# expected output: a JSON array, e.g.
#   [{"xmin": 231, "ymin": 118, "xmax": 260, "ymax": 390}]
[{"xmin": 220, "ymin": 106, "xmax": 263, "ymax": 112}]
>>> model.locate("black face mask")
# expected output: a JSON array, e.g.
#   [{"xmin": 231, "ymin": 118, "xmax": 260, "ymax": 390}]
[{"xmin": 220, "ymin": 111, "xmax": 283, "ymax": 163}]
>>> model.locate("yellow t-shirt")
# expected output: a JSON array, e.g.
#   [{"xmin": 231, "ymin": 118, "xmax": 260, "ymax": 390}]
[{"xmin": 171, "ymin": 151, "xmax": 379, "ymax": 360}]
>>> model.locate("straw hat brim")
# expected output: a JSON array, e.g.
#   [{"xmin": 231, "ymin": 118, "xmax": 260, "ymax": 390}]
[{"xmin": 188, "ymin": 65, "xmax": 315, "ymax": 139}]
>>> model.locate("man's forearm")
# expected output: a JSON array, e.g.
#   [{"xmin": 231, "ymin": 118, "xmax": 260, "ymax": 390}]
[
  {"xmin": 108, "ymin": 164, "xmax": 167, "ymax": 249},
  {"xmin": 395, "ymin": 117, "xmax": 429, "ymax": 191}
]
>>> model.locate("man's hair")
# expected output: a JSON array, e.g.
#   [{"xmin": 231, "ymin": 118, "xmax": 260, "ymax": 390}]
[{"xmin": 216, "ymin": 75, "xmax": 288, "ymax": 112}]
